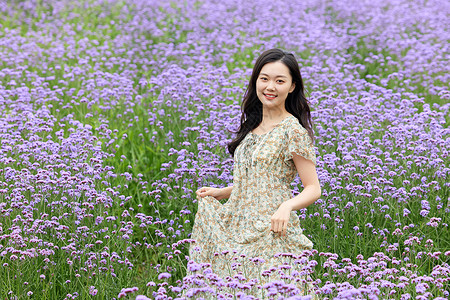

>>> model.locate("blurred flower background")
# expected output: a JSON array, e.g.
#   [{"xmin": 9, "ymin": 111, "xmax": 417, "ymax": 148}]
[{"xmin": 0, "ymin": 0, "xmax": 448, "ymax": 299}]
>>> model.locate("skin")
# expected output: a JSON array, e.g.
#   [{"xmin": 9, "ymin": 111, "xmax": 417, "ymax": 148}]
[
  {"xmin": 196, "ymin": 61, "xmax": 321, "ymax": 237},
  {"xmin": 254, "ymin": 61, "xmax": 296, "ymax": 124}
]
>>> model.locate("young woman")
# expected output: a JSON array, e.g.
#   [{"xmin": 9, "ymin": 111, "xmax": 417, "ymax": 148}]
[{"xmin": 189, "ymin": 48, "xmax": 321, "ymax": 297}]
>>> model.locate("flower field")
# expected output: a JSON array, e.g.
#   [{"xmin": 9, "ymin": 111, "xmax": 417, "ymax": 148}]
[{"xmin": 0, "ymin": 0, "xmax": 449, "ymax": 299}]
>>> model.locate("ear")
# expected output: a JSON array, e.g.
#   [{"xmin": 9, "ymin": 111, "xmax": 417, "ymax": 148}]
[{"xmin": 289, "ymin": 82, "xmax": 296, "ymax": 93}]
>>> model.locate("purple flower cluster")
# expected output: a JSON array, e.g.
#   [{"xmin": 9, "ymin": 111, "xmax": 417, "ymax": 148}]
[
  {"xmin": 0, "ymin": 0, "xmax": 448, "ymax": 298},
  {"xmin": 163, "ymin": 250, "xmax": 449, "ymax": 299}
]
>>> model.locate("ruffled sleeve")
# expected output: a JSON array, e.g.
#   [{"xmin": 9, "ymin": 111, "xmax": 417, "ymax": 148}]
[{"xmin": 284, "ymin": 123, "xmax": 316, "ymax": 165}]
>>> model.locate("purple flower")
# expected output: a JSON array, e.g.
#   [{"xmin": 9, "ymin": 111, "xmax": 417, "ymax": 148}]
[
  {"xmin": 89, "ymin": 286, "xmax": 98, "ymax": 296},
  {"xmin": 416, "ymin": 283, "xmax": 428, "ymax": 294},
  {"xmin": 158, "ymin": 272, "xmax": 171, "ymax": 280}
]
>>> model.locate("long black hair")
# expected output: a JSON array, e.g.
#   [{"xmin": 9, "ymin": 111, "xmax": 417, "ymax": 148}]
[{"xmin": 227, "ymin": 48, "xmax": 314, "ymax": 156}]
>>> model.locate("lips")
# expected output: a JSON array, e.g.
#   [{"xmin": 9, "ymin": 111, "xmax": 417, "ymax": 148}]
[{"xmin": 264, "ymin": 93, "xmax": 277, "ymax": 100}]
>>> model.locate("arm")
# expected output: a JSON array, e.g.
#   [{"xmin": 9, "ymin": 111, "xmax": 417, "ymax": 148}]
[
  {"xmin": 271, "ymin": 154, "xmax": 321, "ymax": 236},
  {"xmin": 284, "ymin": 154, "xmax": 321, "ymax": 210},
  {"xmin": 220, "ymin": 186, "xmax": 234, "ymax": 198},
  {"xmin": 196, "ymin": 185, "xmax": 233, "ymax": 200}
]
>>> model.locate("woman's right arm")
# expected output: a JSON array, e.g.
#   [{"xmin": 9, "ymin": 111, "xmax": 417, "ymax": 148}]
[
  {"xmin": 219, "ymin": 186, "xmax": 233, "ymax": 199},
  {"xmin": 196, "ymin": 186, "xmax": 233, "ymax": 200}
]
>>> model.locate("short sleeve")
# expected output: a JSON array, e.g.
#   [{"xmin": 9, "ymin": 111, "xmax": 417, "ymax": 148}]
[{"xmin": 284, "ymin": 124, "xmax": 316, "ymax": 165}]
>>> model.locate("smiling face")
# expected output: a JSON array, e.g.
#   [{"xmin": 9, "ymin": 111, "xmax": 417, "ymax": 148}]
[{"xmin": 256, "ymin": 61, "xmax": 295, "ymax": 113}]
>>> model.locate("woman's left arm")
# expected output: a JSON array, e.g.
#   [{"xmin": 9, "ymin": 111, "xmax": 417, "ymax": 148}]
[
  {"xmin": 284, "ymin": 153, "xmax": 321, "ymax": 210},
  {"xmin": 270, "ymin": 154, "xmax": 321, "ymax": 236}
]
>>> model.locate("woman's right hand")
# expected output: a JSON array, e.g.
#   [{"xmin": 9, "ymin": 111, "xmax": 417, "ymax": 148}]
[{"xmin": 196, "ymin": 187, "xmax": 225, "ymax": 200}]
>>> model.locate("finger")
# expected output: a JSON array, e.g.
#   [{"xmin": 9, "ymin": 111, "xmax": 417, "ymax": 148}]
[
  {"xmin": 282, "ymin": 222, "xmax": 287, "ymax": 236},
  {"xmin": 275, "ymin": 222, "xmax": 280, "ymax": 235},
  {"xmin": 197, "ymin": 187, "xmax": 206, "ymax": 196},
  {"xmin": 278, "ymin": 222, "xmax": 284, "ymax": 236},
  {"xmin": 273, "ymin": 220, "xmax": 280, "ymax": 235}
]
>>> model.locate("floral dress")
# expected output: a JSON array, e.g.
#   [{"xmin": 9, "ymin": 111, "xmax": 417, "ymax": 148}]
[{"xmin": 188, "ymin": 115, "xmax": 317, "ymax": 297}]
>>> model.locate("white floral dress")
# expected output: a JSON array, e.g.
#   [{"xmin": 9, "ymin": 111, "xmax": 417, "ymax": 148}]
[{"xmin": 188, "ymin": 115, "xmax": 317, "ymax": 296}]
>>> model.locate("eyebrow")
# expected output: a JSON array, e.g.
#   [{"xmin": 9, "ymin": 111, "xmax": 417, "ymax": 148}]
[{"xmin": 259, "ymin": 73, "xmax": 289, "ymax": 79}]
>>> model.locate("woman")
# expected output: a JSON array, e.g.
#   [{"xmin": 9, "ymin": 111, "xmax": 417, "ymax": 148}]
[{"xmin": 188, "ymin": 49, "xmax": 321, "ymax": 297}]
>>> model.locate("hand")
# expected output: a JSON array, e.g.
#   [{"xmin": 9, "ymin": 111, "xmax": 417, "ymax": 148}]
[
  {"xmin": 270, "ymin": 202, "xmax": 293, "ymax": 237},
  {"xmin": 196, "ymin": 187, "xmax": 225, "ymax": 200}
]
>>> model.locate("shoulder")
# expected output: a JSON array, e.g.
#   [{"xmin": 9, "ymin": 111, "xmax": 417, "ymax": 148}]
[
  {"xmin": 281, "ymin": 116, "xmax": 317, "ymax": 164},
  {"xmin": 282, "ymin": 116, "xmax": 314, "ymax": 147},
  {"xmin": 283, "ymin": 115, "xmax": 308, "ymax": 135}
]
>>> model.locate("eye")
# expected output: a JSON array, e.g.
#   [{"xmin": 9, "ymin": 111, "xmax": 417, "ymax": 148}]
[
  {"xmin": 260, "ymin": 77, "xmax": 268, "ymax": 81},
  {"xmin": 277, "ymin": 79, "xmax": 285, "ymax": 83}
]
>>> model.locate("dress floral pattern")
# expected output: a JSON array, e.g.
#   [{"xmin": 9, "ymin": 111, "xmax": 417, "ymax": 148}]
[{"xmin": 188, "ymin": 115, "xmax": 317, "ymax": 297}]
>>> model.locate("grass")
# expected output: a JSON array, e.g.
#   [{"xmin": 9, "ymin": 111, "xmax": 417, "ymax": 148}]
[{"xmin": 0, "ymin": 0, "xmax": 448, "ymax": 298}]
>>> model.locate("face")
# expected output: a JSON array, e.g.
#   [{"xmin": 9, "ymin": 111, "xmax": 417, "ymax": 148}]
[{"xmin": 256, "ymin": 61, "xmax": 295, "ymax": 112}]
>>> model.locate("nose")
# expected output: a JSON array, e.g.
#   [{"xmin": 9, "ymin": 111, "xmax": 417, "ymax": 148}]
[{"xmin": 266, "ymin": 80, "xmax": 275, "ymax": 91}]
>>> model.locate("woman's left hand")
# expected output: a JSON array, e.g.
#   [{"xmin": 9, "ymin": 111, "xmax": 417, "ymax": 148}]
[{"xmin": 270, "ymin": 202, "xmax": 293, "ymax": 237}]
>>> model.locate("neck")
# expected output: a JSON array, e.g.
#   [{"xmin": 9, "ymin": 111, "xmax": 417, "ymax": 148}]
[{"xmin": 261, "ymin": 107, "xmax": 290, "ymax": 123}]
